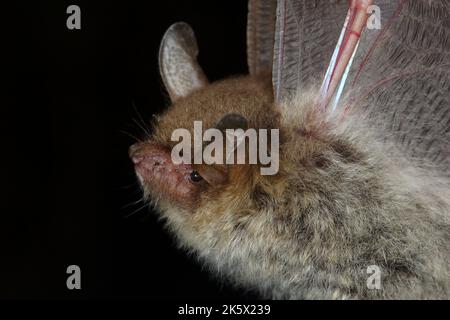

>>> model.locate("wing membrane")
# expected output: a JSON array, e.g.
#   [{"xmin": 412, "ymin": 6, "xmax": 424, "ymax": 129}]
[
  {"xmin": 247, "ymin": 0, "xmax": 278, "ymax": 75},
  {"xmin": 340, "ymin": 0, "xmax": 450, "ymax": 171},
  {"xmin": 272, "ymin": 0, "xmax": 348, "ymax": 102}
]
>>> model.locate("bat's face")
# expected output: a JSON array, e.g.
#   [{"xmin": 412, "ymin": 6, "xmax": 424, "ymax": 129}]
[{"xmin": 129, "ymin": 75, "xmax": 282, "ymax": 240}]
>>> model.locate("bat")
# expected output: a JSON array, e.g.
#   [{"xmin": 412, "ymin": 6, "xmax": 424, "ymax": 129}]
[{"xmin": 129, "ymin": 0, "xmax": 450, "ymax": 299}]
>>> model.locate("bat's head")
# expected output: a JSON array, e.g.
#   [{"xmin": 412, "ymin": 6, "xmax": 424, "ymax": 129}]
[
  {"xmin": 129, "ymin": 74, "xmax": 278, "ymax": 209},
  {"xmin": 129, "ymin": 23, "xmax": 285, "ymax": 249}
]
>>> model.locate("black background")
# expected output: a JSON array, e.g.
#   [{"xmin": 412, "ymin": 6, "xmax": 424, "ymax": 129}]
[
  {"xmin": 3, "ymin": 0, "xmax": 256, "ymax": 299},
  {"xmin": 3, "ymin": 1, "xmax": 450, "ymax": 311}
]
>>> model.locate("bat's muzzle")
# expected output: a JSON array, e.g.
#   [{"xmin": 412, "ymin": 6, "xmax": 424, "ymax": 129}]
[{"xmin": 129, "ymin": 141, "xmax": 199, "ymax": 207}]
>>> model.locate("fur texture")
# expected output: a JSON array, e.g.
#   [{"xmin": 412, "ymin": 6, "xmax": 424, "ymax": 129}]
[{"xmin": 133, "ymin": 75, "xmax": 450, "ymax": 299}]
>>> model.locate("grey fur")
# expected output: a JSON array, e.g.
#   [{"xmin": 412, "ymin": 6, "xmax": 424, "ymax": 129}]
[{"xmin": 151, "ymin": 90, "xmax": 450, "ymax": 300}]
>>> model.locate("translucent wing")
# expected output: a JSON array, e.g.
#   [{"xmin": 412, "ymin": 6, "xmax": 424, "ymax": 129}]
[
  {"xmin": 272, "ymin": 0, "xmax": 348, "ymax": 101},
  {"xmin": 338, "ymin": 0, "xmax": 450, "ymax": 172},
  {"xmin": 271, "ymin": 0, "xmax": 449, "ymax": 172},
  {"xmin": 247, "ymin": 0, "xmax": 278, "ymax": 75}
]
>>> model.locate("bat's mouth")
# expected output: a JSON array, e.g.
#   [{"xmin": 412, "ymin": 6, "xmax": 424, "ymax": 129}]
[{"xmin": 129, "ymin": 141, "xmax": 199, "ymax": 206}]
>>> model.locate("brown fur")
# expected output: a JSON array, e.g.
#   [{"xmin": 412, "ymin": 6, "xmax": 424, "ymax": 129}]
[{"xmin": 132, "ymin": 75, "xmax": 450, "ymax": 299}]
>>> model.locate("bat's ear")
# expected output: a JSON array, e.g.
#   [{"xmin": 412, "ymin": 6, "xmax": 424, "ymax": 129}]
[{"xmin": 159, "ymin": 22, "xmax": 209, "ymax": 102}]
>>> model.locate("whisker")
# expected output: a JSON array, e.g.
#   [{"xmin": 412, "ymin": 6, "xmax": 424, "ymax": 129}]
[
  {"xmin": 120, "ymin": 130, "xmax": 142, "ymax": 143},
  {"xmin": 132, "ymin": 101, "xmax": 152, "ymax": 138},
  {"xmin": 132, "ymin": 117, "xmax": 151, "ymax": 139},
  {"xmin": 120, "ymin": 181, "xmax": 140, "ymax": 189},
  {"xmin": 121, "ymin": 177, "xmax": 145, "ymax": 198},
  {"xmin": 122, "ymin": 197, "xmax": 145, "ymax": 209},
  {"xmin": 124, "ymin": 202, "xmax": 150, "ymax": 218}
]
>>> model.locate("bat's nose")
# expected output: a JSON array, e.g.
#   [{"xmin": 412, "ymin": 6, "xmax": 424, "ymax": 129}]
[
  {"xmin": 131, "ymin": 154, "xmax": 143, "ymax": 165},
  {"xmin": 129, "ymin": 143, "xmax": 144, "ymax": 165}
]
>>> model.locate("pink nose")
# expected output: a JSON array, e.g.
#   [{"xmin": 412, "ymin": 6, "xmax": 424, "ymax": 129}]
[
  {"xmin": 128, "ymin": 141, "xmax": 197, "ymax": 206},
  {"xmin": 129, "ymin": 143, "xmax": 144, "ymax": 165},
  {"xmin": 131, "ymin": 154, "xmax": 143, "ymax": 165}
]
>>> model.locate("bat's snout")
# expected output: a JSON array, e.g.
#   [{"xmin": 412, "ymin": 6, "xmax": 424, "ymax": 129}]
[
  {"xmin": 129, "ymin": 143, "xmax": 145, "ymax": 165},
  {"xmin": 128, "ymin": 142, "xmax": 169, "ymax": 178},
  {"xmin": 128, "ymin": 142, "xmax": 198, "ymax": 205}
]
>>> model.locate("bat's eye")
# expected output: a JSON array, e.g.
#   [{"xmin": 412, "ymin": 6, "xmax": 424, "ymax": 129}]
[{"xmin": 190, "ymin": 170, "xmax": 203, "ymax": 182}]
